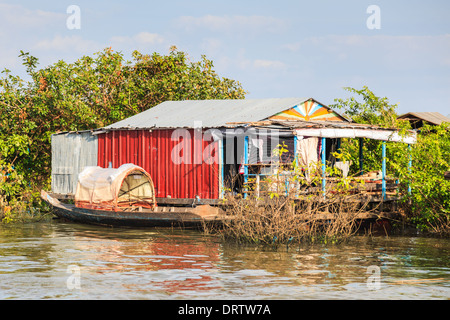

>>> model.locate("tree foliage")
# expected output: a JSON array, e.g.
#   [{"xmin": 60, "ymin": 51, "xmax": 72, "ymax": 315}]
[
  {"xmin": 332, "ymin": 86, "xmax": 450, "ymax": 234},
  {"xmin": 330, "ymin": 86, "xmax": 410, "ymax": 175},
  {"xmin": 0, "ymin": 47, "xmax": 246, "ymax": 222},
  {"xmin": 402, "ymin": 124, "xmax": 450, "ymax": 233}
]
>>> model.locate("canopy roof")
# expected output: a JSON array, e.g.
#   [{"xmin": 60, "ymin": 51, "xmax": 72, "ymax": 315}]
[
  {"xmin": 75, "ymin": 164, "xmax": 156, "ymax": 210},
  {"xmin": 232, "ymin": 119, "xmax": 417, "ymax": 144}
]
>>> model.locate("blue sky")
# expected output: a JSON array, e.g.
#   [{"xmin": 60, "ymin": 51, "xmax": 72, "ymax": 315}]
[{"xmin": 1, "ymin": 0, "xmax": 449, "ymax": 116}]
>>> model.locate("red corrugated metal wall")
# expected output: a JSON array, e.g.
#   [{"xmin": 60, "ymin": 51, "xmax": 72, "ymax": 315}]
[{"xmin": 97, "ymin": 129, "xmax": 220, "ymax": 199}]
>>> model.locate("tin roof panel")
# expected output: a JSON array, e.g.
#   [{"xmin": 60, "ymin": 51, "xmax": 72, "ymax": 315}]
[{"xmin": 105, "ymin": 98, "xmax": 313, "ymax": 129}]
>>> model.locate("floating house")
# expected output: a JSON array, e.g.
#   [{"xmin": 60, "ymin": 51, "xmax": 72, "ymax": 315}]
[
  {"xmin": 51, "ymin": 98, "xmax": 416, "ymax": 204},
  {"xmin": 398, "ymin": 112, "xmax": 450, "ymax": 129}
]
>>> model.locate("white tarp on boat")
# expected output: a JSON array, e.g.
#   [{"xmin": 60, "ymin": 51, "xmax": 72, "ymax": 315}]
[{"xmin": 75, "ymin": 163, "xmax": 156, "ymax": 210}]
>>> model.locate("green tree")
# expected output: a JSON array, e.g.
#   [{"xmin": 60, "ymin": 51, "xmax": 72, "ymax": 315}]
[
  {"xmin": 0, "ymin": 47, "xmax": 246, "ymax": 222},
  {"xmin": 330, "ymin": 86, "xmax": 409, "ymax": 176},
  {"xmin": 331, "ymin": 86, "xmax": 399, "ymax": 128},
  {"xmin": 332, "ymin": 86, "xmax": 450, "ymax": 234},
  {"xmin": 399, "ymin": 124, "xmax": 450, "ymax": 233}
]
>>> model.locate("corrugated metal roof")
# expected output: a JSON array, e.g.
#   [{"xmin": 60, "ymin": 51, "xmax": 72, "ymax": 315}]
[
  {"xmin": 398, "ymin": 112, "xmax": 450, "ymax": 125},
  {"xmin": 105, "ymin": 98, "xmax": 321, "ymax": 129}
]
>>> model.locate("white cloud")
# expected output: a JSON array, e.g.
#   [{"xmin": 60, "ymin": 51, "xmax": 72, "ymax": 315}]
[
  {"xmin": 298, "ymin": 34, "xmax": 450, "ymax": 69},
  {"xmin": 110, "ymin": 32, "xmax": 166, "ymax": 51},
  {"xmin": 200, "ymin": 38, "xmax": 223, "ymax": 55},
  {"xmin": 253, "ymin": 59, "xmax": 286, "ymax": 70},
  {"xmin": 0, "ymin": 4, "xmax": 71, "ymax": 71},
  {"xmin": 33, "ymin": 35, "xmax": 102, "ymax": 53},
  {"xmin": 176, "ymin": 14, "xmax": 287, "ymax": 35},
  {"xmin": 282, "ymin": 42, "xmax": 302, "ymax": 52},
  {"xmin": 0, "ymin": 3, "xmax": 65, "ymax": 30},
  {"xmin": 132, "ymin": 32, "xmax": 165, "ymax": 45}
]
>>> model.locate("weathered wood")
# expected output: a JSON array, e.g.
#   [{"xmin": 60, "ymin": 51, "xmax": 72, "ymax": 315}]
[
  {"xmin": 155, "ymin": 197, "xmax": 221, "ymax": 206},
  {"xmin": 445, "ymin": 171, "xmax": 450, "ymax": 180},
  {"xmin": 41, "ymin": 190, "xmax": 226, "ymax": 228},
  {"xmin": 50, "ymin": 192, "xmax": 222, "ymax": 206},
  {"xmin": 51, "ymin": 193, "xmax": 75, "ymax": 200}
]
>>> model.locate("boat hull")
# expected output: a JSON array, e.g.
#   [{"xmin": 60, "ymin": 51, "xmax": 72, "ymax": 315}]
[{"xmin": 41, "ymin": 190, "xmax": 225, "ymax": 229}]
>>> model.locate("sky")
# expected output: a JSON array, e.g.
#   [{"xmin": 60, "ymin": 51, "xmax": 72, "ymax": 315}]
[{"xmin": 1, "ymin": 0, "xmax": 449, "ymax": 116}]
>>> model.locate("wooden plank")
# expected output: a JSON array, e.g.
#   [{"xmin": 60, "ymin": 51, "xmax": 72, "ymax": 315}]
[
  {"xmin": 155, "ymin": 197, "xmax": 220, "ymax": 206},
  {"xmin": 50, "ymin": 193, "xmax": 75, "ymax": 200},
  {"xmin": 50, "ymin": 192, "xmax": 221, "ymax": 206}
]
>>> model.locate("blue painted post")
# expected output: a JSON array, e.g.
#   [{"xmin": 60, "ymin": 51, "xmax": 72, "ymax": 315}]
[
  {"xmin": 293, "ymin": 135, "xmax": 298, "ymax": 166},
  {"xmin": 322, "ymin": 137, "xmax": 326, "ymax": 199},
  {"xmin": 408, "ymin": 144, "xmax": 412, "ymax": 195},
  {"xmin": 382, "ymin": 141, "xmax": 386, "ymax": 200},
  {"xmin": 292, "ymin": 135, "xmax": 298, "ymax": 198},
  {"xmin": 244, "ymin": 135, "xmax": 249, "ymax": 199}
]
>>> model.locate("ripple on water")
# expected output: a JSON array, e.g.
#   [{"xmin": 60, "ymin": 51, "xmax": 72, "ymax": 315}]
[{"xmin": 0, "ymin": 222, "xmax": 449, "ymax": 299}]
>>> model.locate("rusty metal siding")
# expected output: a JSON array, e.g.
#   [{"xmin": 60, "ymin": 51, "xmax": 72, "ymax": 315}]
[
  {"xmin": 51, "ymin": 131, "xmax": 98, "ymax": 195},
  {"xmin": 97, "ymin": 129, "xmax": 219, "ymax": 200}
]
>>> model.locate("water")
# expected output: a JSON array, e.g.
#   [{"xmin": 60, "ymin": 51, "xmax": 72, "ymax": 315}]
[{"xmin": 0, "ymin": 221, "xmax": 449, "ymax": 299}]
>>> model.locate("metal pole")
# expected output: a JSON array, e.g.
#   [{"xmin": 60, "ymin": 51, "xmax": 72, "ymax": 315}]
[
  {"xmin": 322, "ymin": 137, "xmax": 326, "ymax": 199},
  {"xmin": 220, "ymin": 138, "xmax": 225, "ymax": 199},
  {"xmin": 293, "ymin": 134, "xmax": 299, "ymax": 198},
  {"xmin": 359, "ymin": 137, "xmax": 364, "ymax": 175},
  {"xmin": 382, "ymin": 141, "xmax": 386, "ymax": 200},
  {"xmin": 244, "ymin": 135, "xmax": 249, "ymax": 199},
  {"xmin": 408, "ymin": 144, "xmax": 412, "ymax": 195}
]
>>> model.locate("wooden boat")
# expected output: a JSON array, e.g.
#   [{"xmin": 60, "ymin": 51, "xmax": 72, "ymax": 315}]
[
  {"xmin": 41, "ymin": 164, "xmax": 227, "ymax": 228},
  {"xmin": 41, "ymin": 190, "xmax": 226, "ymax": 228}
]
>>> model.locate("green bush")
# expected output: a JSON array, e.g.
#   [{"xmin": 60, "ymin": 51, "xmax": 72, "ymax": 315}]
[
  {"xmin": 332, "ymin": 86, "xmax": 450, "ymax": 234},
  {"xmin": 0, "ymin": 47, "xmax": 246, "ymax": 222}
]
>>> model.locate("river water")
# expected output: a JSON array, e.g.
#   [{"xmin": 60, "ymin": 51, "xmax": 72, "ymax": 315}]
[{"xmin": 0, "ymin": 220, "xmax": 449, "ymax": 300}]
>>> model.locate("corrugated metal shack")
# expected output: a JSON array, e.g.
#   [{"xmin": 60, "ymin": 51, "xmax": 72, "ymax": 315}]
[
  {"xmin": 97, "ymin": 98, "xmax": 347, "ymax": 203},
  {"xmin": 51, "ymin": 97, "xmax": 417, "ymax": 203},
  {"xmin": 51, "ymin": 130, "xmax": 98, "ymax": 196},
  {"xmin": 51, "ymin": 98, "xmax": 347, "ymax": 201}
]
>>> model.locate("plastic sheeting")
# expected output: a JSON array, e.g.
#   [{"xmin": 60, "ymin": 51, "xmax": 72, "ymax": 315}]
[{"xmin": 75, "ymin": 163, "xmax": 156, "ymax": 210}]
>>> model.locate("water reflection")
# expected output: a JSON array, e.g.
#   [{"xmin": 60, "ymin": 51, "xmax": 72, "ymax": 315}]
[
  {"xmin": 0, "ymin": 221, "xmax": 449, "ymax": 299},
  {"xmin": 67, "ymin": 228, "xmax": 222, "ymax": 295}
]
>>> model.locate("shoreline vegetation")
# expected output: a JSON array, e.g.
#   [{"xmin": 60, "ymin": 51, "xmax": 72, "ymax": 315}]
[
  {"xmin": 205, "ymin": 146, "xmax": 447, "ymax": 245},
  {"xmin": 0, "ymin": 49, "xmax": 449, "ymax": 240}
]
